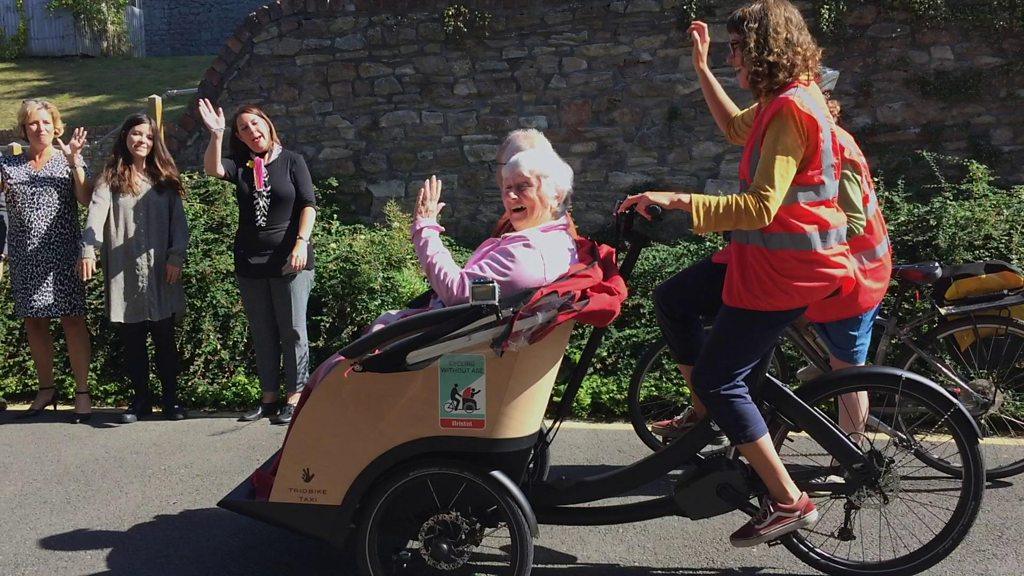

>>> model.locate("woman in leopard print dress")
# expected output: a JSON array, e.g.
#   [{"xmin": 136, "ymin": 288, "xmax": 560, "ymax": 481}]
[{"xmin": 0, "ymin": 100, "xmax": 93, "ymax": 422}]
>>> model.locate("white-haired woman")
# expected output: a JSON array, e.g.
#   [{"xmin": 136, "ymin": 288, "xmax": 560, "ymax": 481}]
[
  {"xmin": 416, "ymin": 147, "xmax": 578, "ymax": 305},
  {"xmin": 489, "ymin": 128, "xmax": 572, "ymax": 238},
  {"xmin": 370, "ymin": 148, "xmax": 578, "ymax": 330}
]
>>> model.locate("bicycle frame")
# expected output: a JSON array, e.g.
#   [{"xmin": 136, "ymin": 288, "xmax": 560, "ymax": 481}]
[
  {"xmin": 531, "ymin": 209, "xmax": 876, "ymax": 526},
  {"xmin": 784, "ymin": 273, "xmax": 1024, "ymax": 435},
  {"xmin": 531, "ymin": 369, "xmax": 875, "ymax": 524}
]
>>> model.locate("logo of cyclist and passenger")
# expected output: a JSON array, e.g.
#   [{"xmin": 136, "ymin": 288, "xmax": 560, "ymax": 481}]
[
  {"xmin": 446, "ymin": 383, "xmax": 481, "ymax": 413},
  {"xmin": 439, "ymin": 354, "xmax": 487, "ymax": 429}
]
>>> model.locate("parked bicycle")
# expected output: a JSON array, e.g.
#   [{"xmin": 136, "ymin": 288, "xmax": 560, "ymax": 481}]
[{"xmin": 629, "ymin": 259, "xmax": 1024, "ymax": 480}]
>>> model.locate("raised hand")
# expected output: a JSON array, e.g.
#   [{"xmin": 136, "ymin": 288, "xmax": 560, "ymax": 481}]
[
  {"xmin": 57, "ymin": 127, "xmax": 88, "ymax": 164},
  {"xmin": 688, "ymin": 20, "xmax": 711, "ymax": 73},
  {"xmin": 415, "ymin": 175, "xmax": 445, "ymax": 220},
  {"xmin": 197, "ymin": 98, "xmax": 226, "ymax": 133}
]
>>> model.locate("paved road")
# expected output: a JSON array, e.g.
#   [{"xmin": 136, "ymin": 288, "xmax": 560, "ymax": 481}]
[{"xmin": 0, "ymin": 411, "xmax": 1019, "ymax": 575}]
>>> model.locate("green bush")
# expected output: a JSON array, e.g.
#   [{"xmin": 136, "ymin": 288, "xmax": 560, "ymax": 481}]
[{"xmin": 878, "ymin": 151, "xmax": 1024, "ymax": 267}]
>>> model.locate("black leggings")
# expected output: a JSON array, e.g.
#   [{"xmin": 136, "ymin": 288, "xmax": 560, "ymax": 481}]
[{"xmin": 118, "ymin": 317, "xmax": 180, "ymax": 407}]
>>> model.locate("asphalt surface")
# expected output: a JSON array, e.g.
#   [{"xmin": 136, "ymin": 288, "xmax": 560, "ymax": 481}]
[{"xmin": 0, "ymin": 410, "xmax": 1020, "ymax": 576}]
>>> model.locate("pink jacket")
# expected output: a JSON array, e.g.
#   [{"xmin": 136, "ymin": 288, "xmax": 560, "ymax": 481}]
[{"xmin": 413, "ymin": 215, "xmax": 579, "ymax": 306}]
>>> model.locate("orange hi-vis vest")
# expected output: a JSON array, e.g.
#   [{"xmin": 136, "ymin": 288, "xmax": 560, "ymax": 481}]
[
  {"xmin": 805, "ymin": 126, "xmax": 892, "ymax": 323},
  {"xmin": 719, "ymin": 81, "xmax": 854, "ymax": 312}
]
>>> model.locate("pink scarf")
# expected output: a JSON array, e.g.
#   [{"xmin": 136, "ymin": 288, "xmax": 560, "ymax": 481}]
[{"xmin": 250, "ymin": 143, "xmax": 281, "ymax": 227}]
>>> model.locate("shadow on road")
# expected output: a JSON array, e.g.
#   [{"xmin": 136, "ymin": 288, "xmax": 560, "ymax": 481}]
[
  {"xmin": 532, "ymin": 543, "xmax": 806, "ymax": 576},
  {"xmin": 987, "ymin": 479, "xmax": 1015, "ymax": 490},
  {"xmin": 37, "ymin": 508, "xmax": 807, "ymax": 576},
  {"xmin": 38, "ymin": 508, "xmax": 350, "ymax": 576},
  {"xmin": 0, "ymin": 409, "xmax": 122, "ymax": 428}
]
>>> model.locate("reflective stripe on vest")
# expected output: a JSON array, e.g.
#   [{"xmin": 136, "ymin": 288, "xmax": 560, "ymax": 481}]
[
  {"xmin": 864, "ymin": 188, "xmax": 878, "ymax": 219},
  {"xmin": 784, "ymin": 184, "xmax": 840, "ymax": 205},
  {"xmin": 732, "ymin": 225, "xmax": 848, "ymax": 252},
  {"xmin": 852, "ymin": 234, "xmax": 889, "ymax": 265},
  {"xmin": 736, "ymin": 84, "xmax": 843, "ymax": 251}
]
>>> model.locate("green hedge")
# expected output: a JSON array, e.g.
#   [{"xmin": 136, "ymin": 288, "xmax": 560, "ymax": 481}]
[{"xmin": 2, "ymin": 153, "xmax": 1022, "ymax": 416}]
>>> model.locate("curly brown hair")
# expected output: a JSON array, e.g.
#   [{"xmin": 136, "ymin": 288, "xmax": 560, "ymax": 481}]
[{"xmin": 727, "ymin": 0, "xmax": 822, "ymax": 101}]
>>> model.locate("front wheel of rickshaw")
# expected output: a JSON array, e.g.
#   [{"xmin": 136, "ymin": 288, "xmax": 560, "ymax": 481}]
[{"xmin": 357, "ymin": 462, "xmax": 534, "ymax": 576}]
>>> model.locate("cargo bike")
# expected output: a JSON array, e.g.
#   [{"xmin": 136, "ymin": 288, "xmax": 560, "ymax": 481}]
[{"xmin": 220, "ymin": 205, "xmax": 984, "ymax": 576}]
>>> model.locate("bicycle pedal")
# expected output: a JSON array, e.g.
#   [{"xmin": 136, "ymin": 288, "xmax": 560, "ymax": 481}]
[{"xmin": 766, "ymin": 538, "xmax": 784, "ymax": 547}]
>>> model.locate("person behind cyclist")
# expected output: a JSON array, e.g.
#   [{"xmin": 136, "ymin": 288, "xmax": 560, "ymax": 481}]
[
  {"xmin": 618, "ymin": 0, "xmax": 853, "ymax": 547},
  {"xmin": 802, "ymin": 95, "xmax": 893, "ymax": 442}
]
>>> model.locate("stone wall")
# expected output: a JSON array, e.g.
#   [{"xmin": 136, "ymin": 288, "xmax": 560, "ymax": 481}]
[
  {"xmin": 140, "ymin": 0, "xmax": 268, "ymax": 56},
  {"xmin": 167, "ymin": 0, "xmax": 1024, "ymax": 243}
]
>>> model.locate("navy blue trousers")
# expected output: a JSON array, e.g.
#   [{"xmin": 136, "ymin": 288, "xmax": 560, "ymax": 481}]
[{"xmin": 653, "ymin": 257, "xmax": 804, "ymax": 444}]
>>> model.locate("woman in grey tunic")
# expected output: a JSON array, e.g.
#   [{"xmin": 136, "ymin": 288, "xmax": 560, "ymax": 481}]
[
  {"xmin": 81, "ymin": 113, "xmax": 189, "ymax": 422},
  {"xmin": 0, "ymin": 99, "xmax": 93, "ymax": 422}
]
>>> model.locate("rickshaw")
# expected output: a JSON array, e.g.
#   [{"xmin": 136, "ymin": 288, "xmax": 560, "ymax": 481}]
[{"xmin": 220, "ymin": 206, "xmax": 984, "ymax": 576}]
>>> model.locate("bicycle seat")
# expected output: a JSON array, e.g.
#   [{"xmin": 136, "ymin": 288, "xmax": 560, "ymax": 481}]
[{"xmin": 892, "ymin": 261, "xmax": 943, "ymax": 285}]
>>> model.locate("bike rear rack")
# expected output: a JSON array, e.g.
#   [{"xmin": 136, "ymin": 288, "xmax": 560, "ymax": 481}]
[{"xmin": 938, "ymin": 291, "xmax": 1024, "ymax": 317}]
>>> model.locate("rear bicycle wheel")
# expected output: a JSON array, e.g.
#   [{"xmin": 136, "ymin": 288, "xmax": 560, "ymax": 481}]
[
  {"xmin": 901, "ymin": 315, "xmax": 1024, "ymax": 479},
  {"xmin": 770, "ymin": 368, "xmax": 984, "ymax": 576},
  {"xmin": 627, "ymin": 336, "xmax": 790, "ymax": 451}
]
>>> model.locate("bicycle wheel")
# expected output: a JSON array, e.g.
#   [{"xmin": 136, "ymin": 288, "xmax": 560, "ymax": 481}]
[
  {"xmin": 771, "ymin": 368, "xmax": 984, "ymax": 576},
  {"xmin": 627, "ymin": 336, "xmax": 790, "ymax": 451},
  {"xmin": 357, "ymin": 461, "xmax": 533, "ymax": 576},
  {"xmin": 901, "ymin": 315, "xmax": 1024, "ymax": 479}
]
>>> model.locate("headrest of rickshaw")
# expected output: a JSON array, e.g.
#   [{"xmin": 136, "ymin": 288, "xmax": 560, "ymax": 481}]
[{"xmin": 503, "ymin": 237, "xmax": 628, "ymax": 350}]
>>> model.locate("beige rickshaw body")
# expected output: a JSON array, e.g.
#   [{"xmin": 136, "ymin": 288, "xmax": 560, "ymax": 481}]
[{"xmin": 270, "ymin": 321, "xmax": 575, "ymax": 506}]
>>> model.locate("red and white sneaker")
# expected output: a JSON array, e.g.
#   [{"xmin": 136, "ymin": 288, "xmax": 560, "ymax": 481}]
[
  {"xmin": 650, "ymin": 407, "xmax": 727, "ymax": 444},
  {"xmin": 650, "ymin": 407, "xmax": 702, "ymax": 438},
  {"xmin": 729, "ymin": 492, "xmax": 819, "ymax": 547}
]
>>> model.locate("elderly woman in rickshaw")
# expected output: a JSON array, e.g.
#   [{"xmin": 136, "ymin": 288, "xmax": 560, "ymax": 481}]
[{"xmin": 371, "ymin": 144, "xmax": 578, "ymax": 329}]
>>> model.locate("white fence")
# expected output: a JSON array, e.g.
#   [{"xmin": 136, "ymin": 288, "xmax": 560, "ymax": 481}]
[
  {"xmin": 125, "ymin": 5, "xmax": 144, "ymax": 58},
  {"xmin": 0, "ymin": 0, "xmax": 144, "ymax": 57}
]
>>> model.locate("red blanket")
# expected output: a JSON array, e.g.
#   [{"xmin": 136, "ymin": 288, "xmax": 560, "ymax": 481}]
[{"xmin": 508, "ymin": 237, "xmax": 627, "ymax": 346}]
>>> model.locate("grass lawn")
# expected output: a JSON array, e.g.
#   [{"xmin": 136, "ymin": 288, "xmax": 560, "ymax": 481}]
[{"xmin": 0, "ymin": 56, "xmax": 211, "ymax": 135}]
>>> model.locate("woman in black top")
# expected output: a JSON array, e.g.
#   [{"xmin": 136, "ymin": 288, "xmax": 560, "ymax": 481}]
[{"xmin": 198, "ymin": 99, "xmax": 316, "ymax": 424}]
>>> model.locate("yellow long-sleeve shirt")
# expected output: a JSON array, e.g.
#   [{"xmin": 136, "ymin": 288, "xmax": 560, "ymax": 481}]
[{"xmin": 690, "ymin": 101, "xmax": 808, "ymax": 234}]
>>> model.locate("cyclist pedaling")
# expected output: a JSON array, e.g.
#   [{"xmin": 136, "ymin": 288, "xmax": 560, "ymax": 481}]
[{"xmin": 619, "ymin": 0, "xmax": 856, "ymax": 547}]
